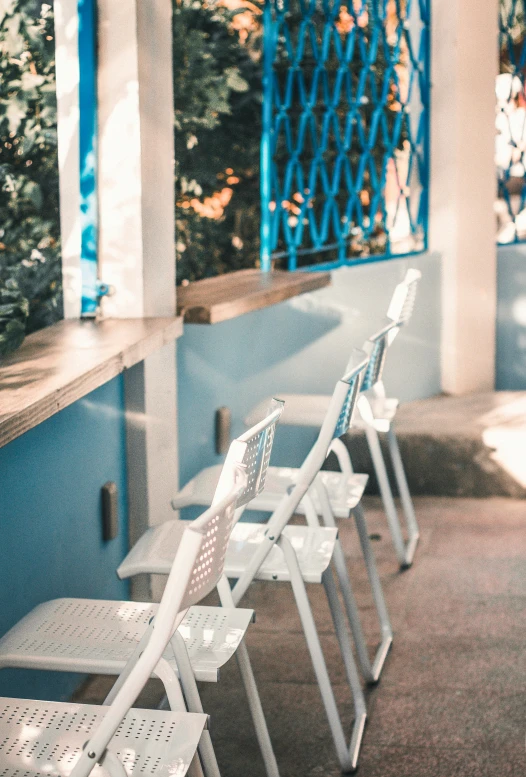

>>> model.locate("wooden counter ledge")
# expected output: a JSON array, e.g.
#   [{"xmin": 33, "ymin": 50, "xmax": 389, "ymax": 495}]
[
  {"xmin": 177, "ymin": 268, "xmax": 332, "ymax": 324},
  {"xmin": 0, "ymin": 316, "xmax": 183, "ymax": 448}
]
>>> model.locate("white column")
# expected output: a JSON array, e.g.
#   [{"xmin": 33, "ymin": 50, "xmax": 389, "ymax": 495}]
[
  {"xmin": 54, "ymin": 0, "xmax": 82, "ymax": 318},
  {"xmin": 97, "ymin": 0, "xmax": 178, "ymax": 599},
  {"xmin": 430, "ymin": 0, "xmax": 498, "ymax": 394},
  {"xmin": 97, "ymin": 0, "xmax": 176, "ymax": 317}
]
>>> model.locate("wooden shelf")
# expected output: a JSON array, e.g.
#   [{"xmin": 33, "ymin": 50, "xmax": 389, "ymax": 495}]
[
  {"xmin": 177, "ymin": 268, "xmax": 332, "ymax": 324},
  {"xmin": 0, "ymin": 317, "xmax": 183, "ymax": 448}
]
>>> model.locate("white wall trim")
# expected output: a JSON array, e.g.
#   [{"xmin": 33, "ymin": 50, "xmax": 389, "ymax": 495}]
[{"xmin": 54, "ymin": 0, "xmax": 82, "ymax": 319}]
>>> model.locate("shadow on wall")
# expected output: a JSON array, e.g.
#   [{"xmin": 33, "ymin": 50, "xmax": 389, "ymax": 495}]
[
  {"xmin": 177, "ymin": 253, "xmax": 442, "ymax": 486},
  {"xmin": 184, "ymin": 293, "xmax": 345, "ymax": 383},
  {"xmin": 497, "ymin": 244, "xmax": 526, "ymax": 390}
]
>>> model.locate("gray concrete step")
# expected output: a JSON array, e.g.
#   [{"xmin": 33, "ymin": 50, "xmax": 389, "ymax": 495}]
[{"xmin": 341, "ymin": 392, "xmax": 526, "ymax": 498}]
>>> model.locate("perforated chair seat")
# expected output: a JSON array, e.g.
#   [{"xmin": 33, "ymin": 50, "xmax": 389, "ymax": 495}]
[
  {"xmin": 119, "ymin": 521, "xmax": 337, "ymax": 585},
  {"xmin": 171, "ymin": 463, "xmax": 368, "ymax": 519},
  {"xmin": 0, "ymin": 600, "xmax": 254, "ymax": 683},
  {"xmin": 353, "ymin": 396, "xmax": 399, "ymax": 432},
  {"xmin": 225, "ymin": 523, "xmax": 338, "ymax": 583},
  {"xmin": 0, "ymin": 697, "xmax": 206, "ymax": 776},
  {"xmin": 245, "ymin": 393, "xmax": 399, "ymax": 433}
]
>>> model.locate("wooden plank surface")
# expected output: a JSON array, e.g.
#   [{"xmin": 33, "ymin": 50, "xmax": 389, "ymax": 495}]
[
  {"xmin": 177, "ymin": 268, "xmax": 332, "ymax": 324},
  {"xmin": 0, "ymin": 317, "xmax": 183, "ymax": 448}
]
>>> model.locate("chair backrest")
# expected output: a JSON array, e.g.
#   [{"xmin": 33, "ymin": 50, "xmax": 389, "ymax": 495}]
[
  {"xmin": 179, "ymin": 462, "xmax": 248, "ymax": 608},
  {"xmin": 276, "ymin": 349, "xmax": 367, "ymax": 516},
  {"xmin": 71, "ymin": 455, "xmax": 247, "ymax": 777},
  {"xmin": 230, "ymin": 353, "xmax": 368, "ymax": 606},
  {"xmin": 215, "ymin": 398, "xmax": 284, "ymax": 510},
  {"xmin": 386, "ymin": 268, "xmax": 421, "ymax": 326},
  {"xmin": 182, "ymin": 400, "xmax": 283, "ymax": 606},
  {"xmin": 360, "ymin": 319, "xmax": 399, "ymax": 392},
  {"xmin": 330, "ymin": 349, "xmax": 369, "ymax": 441}
]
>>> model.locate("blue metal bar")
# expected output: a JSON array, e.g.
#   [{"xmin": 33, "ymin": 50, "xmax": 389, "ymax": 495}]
[
  {"xmin": 295, "ymin": 247, "xmax": 427, "ymax": 274},
  {"xmin": 261, "ymin": 0, "xmax": 431, "ymax": 271},
  {"xmin": 78, "ymin": 0, "xmax": 99, "ymax": 315},
  {"xmin": 260, "ymin": 0, "xmax": 274, "ymax": 272}
]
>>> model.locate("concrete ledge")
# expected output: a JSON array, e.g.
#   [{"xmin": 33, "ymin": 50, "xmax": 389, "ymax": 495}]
[{"xmin": 343, "ymin": 392, "xmax": 526, "ymax": 498}]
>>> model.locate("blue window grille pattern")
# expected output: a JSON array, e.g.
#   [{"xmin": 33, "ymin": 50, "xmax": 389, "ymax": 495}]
[
  {"xmin": 497, "ymin": 0, "xmax": 526, "ymax": 244},
  {"xmin": 260, "ymin": 0, "xmax": 430, "ymax": 272}
]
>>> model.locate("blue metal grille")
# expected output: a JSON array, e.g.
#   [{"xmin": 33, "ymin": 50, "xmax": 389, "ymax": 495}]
[
  {"xmin": 78, "ymin": 0, "xmax": 99, "ymax": 315},
  {"xmin": 497, "ymin": 0, "xmax": 526, "ymax": 244},
  {"xmin": 260, "ymin": 0, "xmax": 430, "ymax": 271}
]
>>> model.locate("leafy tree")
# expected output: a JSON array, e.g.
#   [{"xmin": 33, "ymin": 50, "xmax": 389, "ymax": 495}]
[
  {"xmin": 173, "ymin": 0, "xmax": 263, "ymax": 283},
  {"xmin": 0, "ymin": 0, "xmax": 62, "ymax": 356},
  {"xmin": 0, "ymin": 275, "xmax": 27, "ymax": 357},
  {"xmin": 0, "ymin": 0, "xmax": 412, "ymax": 357}
]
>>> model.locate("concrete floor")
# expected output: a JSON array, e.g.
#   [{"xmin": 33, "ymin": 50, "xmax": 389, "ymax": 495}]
[{"xmin": 77, "ymin": 497, "xmax": 526, "ymax": 776}]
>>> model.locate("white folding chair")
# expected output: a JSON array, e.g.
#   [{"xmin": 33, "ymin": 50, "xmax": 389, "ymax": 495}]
[
  {"xmin": 0, "ymin": 464, "xmax": 247, "ymax": 777},
  {"xmin": 0, "ymin": 403, "xmax": 284, "ymax": 777},
  {"xmin": 244, "ymin": 268, "xmax": 422, "ymax": 568},
  {"xmin": 168, "ymin": 346, "xmax": 393, "ymax": 687},
  {"xmin": 119, "ymin": 351, "xmax": 383, "ymax": 773}
]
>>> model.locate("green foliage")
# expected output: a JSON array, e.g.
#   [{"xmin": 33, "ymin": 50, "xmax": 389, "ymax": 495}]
[
  {"xmin": 173, "ymin": 0, "xmax": 263, "ymax": 283},
  {"xmin": 0, "ymin": 274, "xmax": 27, "ymax": 357},
  {"xmin": 173, "ymin": 0, "xmax": 409, "ymax": 278},
  {"xmin": 0, "ymin": 0, "xmax": 261, "ymax": 352},
  {"xmin": 0, "ymin": 0, "xmax": 62, "ymax": 356},
  {"xmin": 0, "ymin": 0, "xmax": 404, "ymax": 355}
]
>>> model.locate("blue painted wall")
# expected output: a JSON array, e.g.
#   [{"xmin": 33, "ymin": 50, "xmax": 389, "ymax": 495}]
[
  {"xmin": 0, "ymin": 253, "xmax": 442, "ymax": 701},
  {"xmin": 178, "ymin": 253, "xmax": 442, "ymax": 493},
  {"xmin": 0, "ymin": 376, "xmax": 129, "ymax": 700},
  {"xmin": 496, "ymin": 244, "xmax": 526, "ymax": 389}
]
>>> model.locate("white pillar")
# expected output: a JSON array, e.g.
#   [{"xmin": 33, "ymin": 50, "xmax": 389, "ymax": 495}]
[
  {"xmin": 97, "ymin": 0, "xmax": 176, "ymax": 317},
  {"xmin": 430, "ymin": 0, "xmax": 498, "ymax": 394},
  {"xmin": 54, "ymin": 0, "xmax": 82, "ymax": 318},
  {"xmin": 97, "ymin": 0, "xmax": 178, "ymax": 599}
]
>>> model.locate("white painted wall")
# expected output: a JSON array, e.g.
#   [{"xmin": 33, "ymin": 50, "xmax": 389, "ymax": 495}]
[
  {"xmin": 178, "ymin": 253, "xmax": 442, "ymax": 486},
  {"xmin": 96, "ymin": 0, "xmax": 178, "ymax": 598},
  {"xmin": 430, "ymin": 0, "xmax": 498, "ymax": 394}
]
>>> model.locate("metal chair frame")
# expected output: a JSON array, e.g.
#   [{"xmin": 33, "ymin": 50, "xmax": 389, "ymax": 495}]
[
  {"xmin": 117, "ymin": 353, "xmax": 385, "ymax": 772},
  {"xmin": 0, "ymin": 406, "xmax": 284, "ymax": 777},
  {"xmin": 226, "ymin": 350, "xmax": 389, "ymax": 773},
  {"xmin": 0, "ymin": 472, "xmax": 246, "ymax": 777},
  {"xmin": 243, "ymin": 268, "xmax": 422, "ymax": 569},
  {"xmin": 334, "ymin": 269, "xmax": 422, "ymax": 567},
  {"xmin": 73, "ymin": 473, "xmax": 247, "ymax": 777}
]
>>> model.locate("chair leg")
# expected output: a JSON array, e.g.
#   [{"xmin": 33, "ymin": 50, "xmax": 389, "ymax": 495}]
[
  {"xmin": 187, "ymin": 754, "xmax": 207, "ymax": 777},
  {"xmin": 217, "ymin": 576, "xmax": 280, "ymax": 777},
  {"xmin": 171, "ymin": 632, "xmax": 222, "ymax": 777},
  {"xmin": 322, "ymin": 563, "xmax": 373, "ymax": 687},
  {"xmin": 99, "ymin": 751, "xmax": 130, "ymax": 777},
  {"xmin": 363, "ymin": 423, "xmax": 409, "ymax": 568},
  {"xmin": 278, "ymin": 535, "xmax": 366, "ymax": 773},
  {"xmin": 386, "ymin": 426, "xmax": 420, "ymax": 566},
  {"xmin": 235, "ymin": 640, "xmax": 281, "ymax": 777},
  {"xmin": 314, "ymin": 478, "xmax": 392, "ymax": 683},
  {"xmin": 329, "ymin": 540, "xmax": 376, "ymax": 684},
  {"xmin": 352, "ymin": 502, "xmax": 393, "ymax": 681}
]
